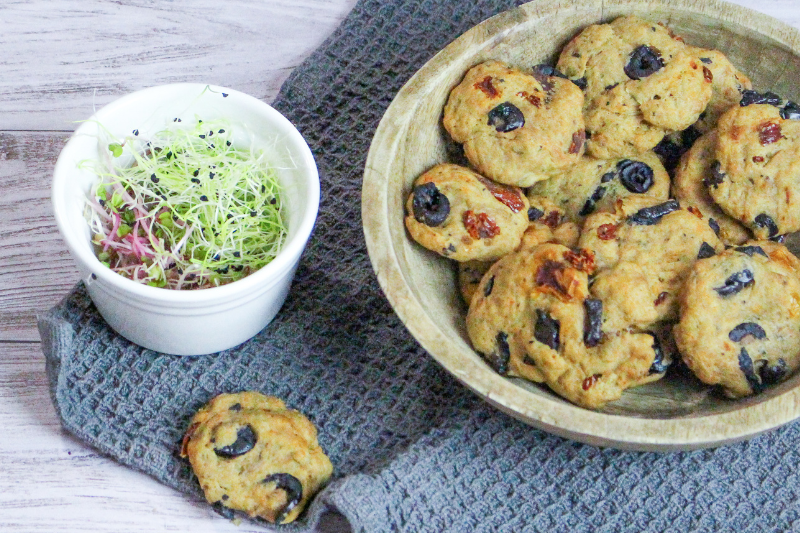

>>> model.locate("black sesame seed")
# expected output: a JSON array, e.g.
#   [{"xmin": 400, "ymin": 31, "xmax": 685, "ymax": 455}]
[
  {"xmin": 226, "ymin": 141, "xmax": 231, "ymax": 146},
  {"xmin": 199, "ymin": 195, "xmax": 209, "ymax": 201},
  {"xmin": 132, "ymin": 129, "xmax": 139, "ymax": 136},
  {"xmin": 209, "ymin": 172, "xmax": 215, "ymax": 179},
  {"xmin": 191, "ymin": 178, "xmax": 201, "ymax": 184},
  {"xmin": 150, "ymin": 174, "xmax": 159, "ymax": 183},
  {"xmin": 222, "ymin": 93, "xmax": 228, "ymax": 97},
  {"xmin": 270, "ymin": 198, "xmax": 277, "ymax": 205},
  {"xmin": 233, "ymin": 251, "xmax": 241, "ymax": 258},
  {"xmin": 199, "ymin": 134, "xmax": 206, "ymax": 139},
  {"xmin": 193, "ymin": 169, "xmax": 200, "ymax": 177},
  {"xmin": 250, "ymin": 211, "xmax": 257, "ymax": 217}
]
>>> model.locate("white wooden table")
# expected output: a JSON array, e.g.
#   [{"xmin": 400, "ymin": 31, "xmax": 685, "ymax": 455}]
[{"xmin": 1, "ymin": 1, "xmax": 799, "ymax": 531}]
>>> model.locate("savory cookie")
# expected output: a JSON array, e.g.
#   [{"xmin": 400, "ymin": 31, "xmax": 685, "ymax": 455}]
[
  {"xmin": 527, "ymin": 150, "xmax": 670, "ymax": 223},
  {"xmin": 674, "ymin": 242, "xmax": 800, "ymax": 397},
  {"xmin": 579, "ymin": 197, "xmax": 724, "ymax": 331},
  {"xmin": 181, "ymin": 392, "xmax": 333, "ymax": 525},
  {"xmin": 710, "ymin": 102, "xmax": 800, "ymax": 239},
  {"xmin": 686, "ymin": 47, "xmax": 752, "ymax": 133},
  {"xmin": 443, "ymin": 60, "xmax": 585, "ymax": 187},
  {"xmin": 557, "ymin": 15, "xmax": 712, "ymax": 159},
  {"xmin": 404, "ymin": 163, "xmax": 529, "ymax": 261},
  {"xmin": 466, "ymin": 243, "xmax": 670, "ymax": 409},
  {"xmin": 672, "ymin": 130, "xmax": 751, "ymax": 245}
]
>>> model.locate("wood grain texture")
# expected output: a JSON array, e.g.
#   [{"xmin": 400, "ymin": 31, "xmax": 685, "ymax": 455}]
[
  {"xmin": 0, "ymin": 0, "xmax": 358, "ymax": 131},
  {"xmin": 362, "ymin": 0, "xmax": 800, "ymax": 450}
]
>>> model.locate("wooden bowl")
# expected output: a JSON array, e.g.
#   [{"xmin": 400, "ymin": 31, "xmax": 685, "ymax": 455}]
[{"xmin": 362, "ymin": 0, "xmax": 800, "ymax": 450}]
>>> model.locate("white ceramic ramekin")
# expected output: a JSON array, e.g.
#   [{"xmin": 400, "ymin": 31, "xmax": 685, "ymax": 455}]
[{"xmin": 52, "ymin": 83, "xmax": 320, "ymax": 355}]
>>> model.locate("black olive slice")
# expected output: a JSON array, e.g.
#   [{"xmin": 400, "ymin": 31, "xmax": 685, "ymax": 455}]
[
  {"xmin": 485, "ymin": 332, "xmax": 511, "ymax": 374},
  {"xmin": 483, "ymin": 276, "xmax": 495, "ymax": 297},
  {"xmin": 708, "ymin": 218, "xmax": 720, "ymax": 236},
  {"xmin": 487, "ymin": 102, "xmax": 525, "ymax": 132},
  {"xmin": 781, "ymin": 101, "xmax": 800, "ymax": 120},
  {"xmin": 214, "ymin": 425, "xmax": 257, "ymax": 458},
  {"xmin": 740, "ymin": 90, "xmax": 782, "ymax": 107},
  {"xmin": 754, "ymin": 214, "xmax": 779, "ymax": 238},
  {"xmin": 263, "ymin": 473, "xmax": 303, "ymax": 524},
  {"xmin": 571, "ymin": 77, "xmax": 587, "ymax": 90},
  {"xmin": 729, "ymin": 322, "xmax": 767, "ymax": 342},
  {"xmin": 579, "ymin": 186, "xmax": 607, "ymax": 217},
  {"xmin": 617, "ymin": 159, "xmax": 654, "ymax": 193},
  {"xmin": 627, "ymin": 200, "xmax": 679, "ymax": 225},
  {"xmin": 648, "ymin": 332, "xmax": 670, "ymax": 374},
  {"xmin": 704, "ymin": 161, "xmax": 725, "ymax": 188},
  {"xmin": 229, "ymin": 403, "xmax": 242, "ymax": 412},
  {"xmin": 583, "ymin": 298, "xmax": 603, "ymax": 347},
  {"xmin": 738, "ymin": 348, "xmax": 763, "ymax": 393},
  {"xmin": 412, "ymin": 182, "xmax": 450, "ymax": 227},
  {"xmin": 761, "ymin": 358, "xmax": 787, "ymax": 385},
  {"xmin": 624, "ymin": 45, "xmax": 664, "ymax": 79},
  {"xmin": 212, "ymin": 501, "xmax": 235, "ymax": 520},
  {"xmin": 734, "ymin": 246, "xmax": 768, "ymax": 258},
  {"xmin": 697, "ymin": 242, "xmax": 716, "ymax": 259},
  {"xmin": 534, "ymin": 309, "xmax": 560, "ymax": 351},
  {"xmin": 714, "ymin": 269, "xmax": 754, "ymax": 297},
  {"xmin": 531, "ymin": 64, "xmax": 568, "ymax": 79},
  {"xmin": 528, "ymin": 207, "xmax": 544, "ymax": 221}
]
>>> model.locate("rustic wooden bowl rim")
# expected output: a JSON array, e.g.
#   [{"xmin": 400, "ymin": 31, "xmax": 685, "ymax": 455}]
[{"xmin": 362, "ymin": 0, "xmax": 800, "ymax": 451}]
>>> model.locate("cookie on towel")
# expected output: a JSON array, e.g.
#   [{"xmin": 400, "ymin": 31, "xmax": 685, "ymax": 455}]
[{"xmin": 181, "ymin": 391, "xmax": 333, "ymax": 525}]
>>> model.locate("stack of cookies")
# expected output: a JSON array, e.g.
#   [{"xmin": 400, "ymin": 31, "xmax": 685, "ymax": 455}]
[{"xmin": 404, "ymin": 15, "xmax": 800, "ymax": 409}]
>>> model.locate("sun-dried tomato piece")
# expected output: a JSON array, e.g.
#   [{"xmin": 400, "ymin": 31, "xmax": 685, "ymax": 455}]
[
  {"xmin": 463, "ymin": 210, "xmax": 500, "ymax": 239},
  {"xmin": 564, "ymin": 248, "xmax": 596, "ymax": 274},
  {"xmin": 542, "ymin": 210, "xmax": 562, "ymax": 229},
  {"xmin": 759, "ymin": 122, "xmax": 782, "ymax": 145},
  {"xmin": 516, "ymin": 91, "xmax": 542, "ymax": 107},
  {"xmin": 569, "ymin": 130, "xmax": 585, "ymax": 154},
  {"xmin": 703, "ymin": 66, "xmax": 713, "ymax": 83},
  {"xmin": 654, "ymin": 291, "xmax": 669, "ymax": 306},
  {"xmin": 687, "ymin": 206, "xmax": 703, "ymax": 218},
  {"xmin": 597, "ymin": 223, "xmax": 619, "ymax": 240},
  {"xmin": 474, "ymin": 76, "xmax": 499, "ymax": 98},
  {"xmin": 476, "ymin": 176, "xmax": 525, "ymax": 213},
  {"xmin": 582, "ymin": 373, "xmax": 602, "ymax": 390}
]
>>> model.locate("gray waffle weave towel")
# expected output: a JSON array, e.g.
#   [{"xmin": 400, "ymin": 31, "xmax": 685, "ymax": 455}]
[{"xmin": 39, "ymin": 0, "xmax": 800, "ymax": 531}]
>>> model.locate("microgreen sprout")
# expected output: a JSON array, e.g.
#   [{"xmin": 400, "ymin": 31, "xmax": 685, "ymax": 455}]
[{"xmin": 83, "ymin": 118, "xmax": 287, "ymax": 290}]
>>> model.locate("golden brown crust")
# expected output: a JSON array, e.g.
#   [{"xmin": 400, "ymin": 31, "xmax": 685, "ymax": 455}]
[
  {"xmin": 404, "ymin": 163, "xmax": 530, "ymax": 262},
  {"xmin": 182, "ymin": 392, "xmax": 333, "ymax": 525},
  {"xmin": 443, "ymin": 60, "xmax": 585, "ymax": 186},
  {"xmin": 675, "ymin": 242, "xmax": 800, "ymax": 397}
]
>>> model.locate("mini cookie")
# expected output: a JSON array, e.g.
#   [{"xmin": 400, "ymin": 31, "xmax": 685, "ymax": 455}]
[
  {"xmin": 687, "ymin": 47, "xmax": 752, "ymax": 133},
  {"xmin": 181, "ymin": 392, "xmax": 333, "ymax": 525},
  {"xmin": 558, "ymin": 16, "xmax": 712, "ymax": 159},
  {"xmin": 443, "ymin": 60, "xmax": 585, "ymax": 187},
  {"xmin": 527, "ymin": 151, "xmax": 670, "ymax": 223},
  {"xmin": 579, "ymin": 197, "xmax": 724, "ymax": 331},
  {"xmin": 405, "ymin": 163, "xmax": 529, "ymax": 261},
  {"xmin": 672, "ymin": 130, "xmax": 750, "ymax": 245},
  {"xmin": 466, "ymin": 243, "xmax": 669, "ymax": 409},
  {"xmin": 710, "ymin": 102, "xmax": 800, "ymax": 239},
  {"xmin": 674, "ymin": 242, "xmax": 800, "ymax": 397}
]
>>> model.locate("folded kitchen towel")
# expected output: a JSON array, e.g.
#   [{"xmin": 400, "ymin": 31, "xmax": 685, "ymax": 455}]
[{"xmin": 39, "ymin": 0, "xmax": 800, "ymax": 532}]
